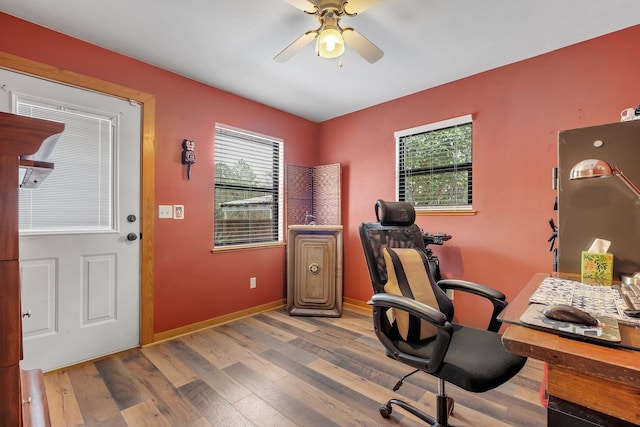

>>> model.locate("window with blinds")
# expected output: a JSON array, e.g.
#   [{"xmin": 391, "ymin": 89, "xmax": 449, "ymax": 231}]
[
  {"xmin": 18, "ymin": 99, "xmax": 115, "ymax": 232},
  {"xmin": 214, "ymin": 124, "xmax": 283, "ymax": 247},
  {"xmin": 395, "ymin": 115, "xmax": 473, "ymax": 210}
]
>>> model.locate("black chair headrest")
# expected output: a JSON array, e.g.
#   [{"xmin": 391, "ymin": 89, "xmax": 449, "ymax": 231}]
[{"xmin": 375, "ymin": 199, "xmax": 416, "ymax": 226}]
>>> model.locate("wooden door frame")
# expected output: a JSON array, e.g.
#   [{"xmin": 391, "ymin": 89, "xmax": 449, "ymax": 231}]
[{"xmin": 0, "ymin": 51, "xmax": 155, "ymax": 345}]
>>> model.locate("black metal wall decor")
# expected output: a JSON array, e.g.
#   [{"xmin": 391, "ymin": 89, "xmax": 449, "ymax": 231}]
[{"xmin": 181, "ymin": 139, "xmax": 196, "ymax": 180}]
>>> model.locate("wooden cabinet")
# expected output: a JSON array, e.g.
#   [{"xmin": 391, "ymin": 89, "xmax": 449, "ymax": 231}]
[
  {"xmin": 287, "ymin": 225, "xmax": 343, "ymax": 317},
  {"xmin": 0, "ymin": 112, "xmax": 64, "ymax": 427}
]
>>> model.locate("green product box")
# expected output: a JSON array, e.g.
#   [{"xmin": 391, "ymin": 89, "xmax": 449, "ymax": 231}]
[{"xmin": 581, "ymin": 251, "xmax": 613, "ymax": 281}]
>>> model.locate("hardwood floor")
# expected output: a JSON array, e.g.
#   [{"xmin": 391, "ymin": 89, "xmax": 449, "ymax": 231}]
[{"xmin": 44, "ymin": 307, "xmax": 546, "ymax": 426}]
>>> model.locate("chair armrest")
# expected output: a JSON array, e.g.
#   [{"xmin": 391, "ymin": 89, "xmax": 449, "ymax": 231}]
[
  {"xmin": 368, "ymin": 293, "xmax": 453, "ymax": 373},
  {"xmin": 437, "ymin": 279, "xmax": 508, "ymax": 332}
]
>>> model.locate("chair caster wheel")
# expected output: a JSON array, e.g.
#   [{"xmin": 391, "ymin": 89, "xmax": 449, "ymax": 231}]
[{"xmin": 379, "ymin": 403, "xmax": 392, "ymax": 418}]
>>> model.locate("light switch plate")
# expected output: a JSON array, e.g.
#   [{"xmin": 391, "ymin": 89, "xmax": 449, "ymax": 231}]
[{"xmin": 158, "ymin": 205, "xmax": 173, "ymax": 219}]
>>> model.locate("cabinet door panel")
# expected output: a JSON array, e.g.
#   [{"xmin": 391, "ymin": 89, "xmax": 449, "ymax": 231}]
[{"xmin": 287, "ymin": 226, "xmax": 343, "ymax": 317}]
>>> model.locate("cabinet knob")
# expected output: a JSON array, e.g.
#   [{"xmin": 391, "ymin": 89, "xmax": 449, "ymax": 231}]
[
  {"xmin": 22, "ymin": 397, "xmax": 32, "ymax": 406},
  {"xmin": 309, "ymin": 263, "xmax": 320, "ymax": 274},
  {"xmin": 22, "ymin": 310, "xmax": 32, "ymax": 318}
]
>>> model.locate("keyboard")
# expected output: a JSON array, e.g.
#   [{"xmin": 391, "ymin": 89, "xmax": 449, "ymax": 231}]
[{"xmin": 620, "ymin": 283, "xmax": 640, "ymax": 316}]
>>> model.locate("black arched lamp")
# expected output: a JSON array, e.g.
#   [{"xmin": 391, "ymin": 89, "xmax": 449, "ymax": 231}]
[{"xmin": 570, "ymin": 159, "xmax": 640, "ymax": 199}]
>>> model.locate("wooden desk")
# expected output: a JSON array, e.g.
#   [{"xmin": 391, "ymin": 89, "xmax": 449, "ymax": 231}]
[{"xmin": 499, "ymin": 273, "xmax": 640, "ymax": 426}]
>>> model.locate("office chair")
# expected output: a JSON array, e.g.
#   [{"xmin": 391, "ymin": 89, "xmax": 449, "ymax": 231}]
[{"xmin": 359, "ymin": 200, "xmax": 527, "ymax": 426}]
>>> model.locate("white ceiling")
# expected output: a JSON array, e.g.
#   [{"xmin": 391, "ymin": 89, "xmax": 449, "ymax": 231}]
[{"xmin": 1, "ymin": 0, "xmax": 639, "ymax": 122}]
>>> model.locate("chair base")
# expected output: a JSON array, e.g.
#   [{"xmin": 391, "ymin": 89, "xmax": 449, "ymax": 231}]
[{"xmin": 379, "ymin": 394, "xmax": 455, "ymax": 427}]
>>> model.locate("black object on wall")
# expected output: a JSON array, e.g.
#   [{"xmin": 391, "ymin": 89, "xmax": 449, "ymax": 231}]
[{"xmin": 557, "ymin": 120, "xmax": 640, "ymax": 278}]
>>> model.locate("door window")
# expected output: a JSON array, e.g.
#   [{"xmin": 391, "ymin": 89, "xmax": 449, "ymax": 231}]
[{"xmin": 18, "ymin": 98, "xmax": 115, "ymax": 233}]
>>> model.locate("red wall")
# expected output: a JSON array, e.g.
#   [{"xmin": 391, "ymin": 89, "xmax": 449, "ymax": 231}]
[
  {"xmin": 0, "ymin": 13, "xmax": 318, "ymax": 334},
  {"xmin": 2, "ymin": 11, "xmax": 639, "ymax": 332},
  {"xmin": 317, "ymin": 25, "xmax": 640, "ymax": 327}
]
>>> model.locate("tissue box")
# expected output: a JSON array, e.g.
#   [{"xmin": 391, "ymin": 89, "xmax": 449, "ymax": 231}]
[{"xmin": 581, "ymin": 251, "xmax": 613, "ymax": 281}]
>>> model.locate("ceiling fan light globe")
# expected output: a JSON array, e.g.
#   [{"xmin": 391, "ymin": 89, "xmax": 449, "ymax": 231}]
[{"xmin": 316, "ymin": 27, "xmax": 345, "ymax": 58}]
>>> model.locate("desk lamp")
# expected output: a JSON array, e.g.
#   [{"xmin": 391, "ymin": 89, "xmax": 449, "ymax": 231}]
[{"xmin": 570, "ymin": 159, "xmax": 640, "ymax": 199}]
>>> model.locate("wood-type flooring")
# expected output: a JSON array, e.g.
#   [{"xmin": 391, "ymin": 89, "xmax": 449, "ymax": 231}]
[{"xmin": 44, "ymin": 307, "xmax": 546, "ymax": 426}]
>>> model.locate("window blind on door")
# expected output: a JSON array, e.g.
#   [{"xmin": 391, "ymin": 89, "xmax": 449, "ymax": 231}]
[{"xmin": 18, "ymin": 99, "xmax": 115, "ymax": 232}]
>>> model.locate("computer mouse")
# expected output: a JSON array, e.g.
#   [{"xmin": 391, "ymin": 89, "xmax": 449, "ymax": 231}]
[{"xmin": 542, "ymin": 304, "xmax": 599, "ymax": 326}]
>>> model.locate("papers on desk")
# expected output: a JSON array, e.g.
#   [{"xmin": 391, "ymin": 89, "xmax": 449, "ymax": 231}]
[
  {"xmin": 528, "ymin": 276, "xmax": 640, "ymax": 326},
  {"xmin": 520, "ymin": 303, "xmax": 621, "ymax": 343}
]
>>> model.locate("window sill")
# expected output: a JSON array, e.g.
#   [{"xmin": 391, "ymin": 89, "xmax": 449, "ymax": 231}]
[
  {"xmin": 211, "ymin": 242, "xmax": 285, "ymax": 253},
  {"xmin": 416, "ymin": 209, "xmax": 477, "ymax": 216}
]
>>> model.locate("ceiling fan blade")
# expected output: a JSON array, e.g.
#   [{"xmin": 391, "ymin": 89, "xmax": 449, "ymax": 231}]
[
  {"xmin": 274, "ymin": 31, "xmax": 318, "ymax": 62},
  {"xmin": 343, "ymin": 0, "xmax": 384, "ymax": 14},
  {"xmin": 342, "ymin": 29, "xmax": 383, "ymax": 63},
  {"xmin": 281, "ymin": 0, "xmax": 316, "ymax": 13}
]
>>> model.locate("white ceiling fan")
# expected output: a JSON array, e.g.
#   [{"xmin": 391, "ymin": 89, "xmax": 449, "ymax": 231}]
[{"xmin": 275, "ymin": 0, "xmax": 384, "ymax": 63}]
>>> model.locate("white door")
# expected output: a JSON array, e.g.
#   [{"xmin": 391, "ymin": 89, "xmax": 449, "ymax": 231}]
[{"xmin": 0, "ymin": 69, "xmax": 141, "ymax": 372}]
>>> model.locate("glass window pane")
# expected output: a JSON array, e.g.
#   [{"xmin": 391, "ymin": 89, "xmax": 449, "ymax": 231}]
[
  {"xmin": 214, "ymin": 125, "xmax": 283, "ymax": 247},
  {"xmin": 18, "ymin": 100, "xmax": 114, "ymax": 232},
  {"xmin": 214, "ymin": 188, "xmax": 275, "ymax": 246},
  {"xmin": 405, "ymin": 170, "xmax": 470, "ymax": 206},
  {"xmin": 397, "ymin": 119, "xmax": 472, "ymax": 209}
]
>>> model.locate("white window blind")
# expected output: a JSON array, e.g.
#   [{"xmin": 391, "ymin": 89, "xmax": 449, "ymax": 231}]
[
  {"xmin": 214, "ymin": 124, "xmax": 283, "ymax": 247},
  {"xmin": 18, "ymin": 99, "xmax": 114, "ymax": 232},
  {"xmin": 396, "ymin": 115, "xmax": 473, "ymax": 210}
]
